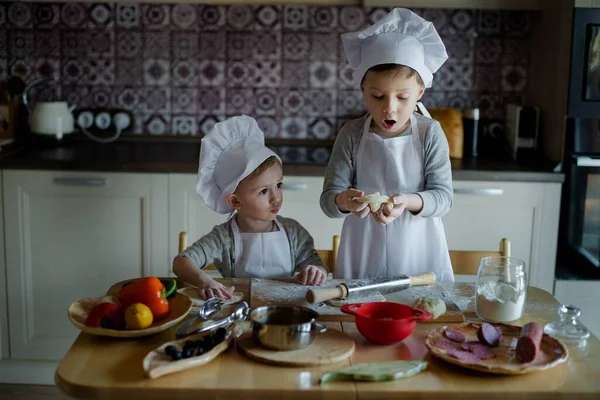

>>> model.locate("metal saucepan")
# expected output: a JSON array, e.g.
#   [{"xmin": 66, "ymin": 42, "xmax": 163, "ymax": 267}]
[{"xmin": 250, "ymin": 305, "xmax": 327, "ymax": 351}]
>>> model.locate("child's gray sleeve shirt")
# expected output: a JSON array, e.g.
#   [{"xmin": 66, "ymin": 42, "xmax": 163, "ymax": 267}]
[{"xmin": 320, "ymin": 113, "xmax": 453, "ymax": 219}]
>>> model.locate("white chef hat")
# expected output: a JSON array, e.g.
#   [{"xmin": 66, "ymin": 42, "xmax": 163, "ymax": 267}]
[
  {"xmin": 341, "ymin": 8, "xmax": 448, "ymax": 88},
  {"xmin": 196, "ymin": 115, "xmax": 281, "ymax": 214}
]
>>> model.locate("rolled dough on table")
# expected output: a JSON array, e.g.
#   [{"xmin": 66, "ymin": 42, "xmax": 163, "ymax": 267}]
[{"xmin": 177, "ymin": 287, "xmax": 244, "ymax": 307}]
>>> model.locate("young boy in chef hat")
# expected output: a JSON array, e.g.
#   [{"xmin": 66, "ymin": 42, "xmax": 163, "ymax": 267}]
[
  {"xmin": 320, "ymin": 8, "xmax": 454, "ymax": 282},
  {"xmin": 173, "ymin": 115, "xmax": 329, "ymax": 300}
]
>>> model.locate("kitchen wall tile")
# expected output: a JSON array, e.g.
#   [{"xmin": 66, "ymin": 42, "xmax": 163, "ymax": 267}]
[
  {"xmin": 170, "ymin": 4, "xmax": 197, "ymax": 30},
  {"xmin": 145, "ymin": 114, "xmax": 169, "ymax": 135},
  {"xmin": 281, "ymin": 116, "xmax": 308, "ymax": 139},
  {"xmin": 172, "ymin": 87, "xmax": 197, "ymax": 114},
  {"xmin": 0, "ymin": 4, "xmax": 6, "ymax": 27},
  {"xmin": 225, "ymin": 87, "xmax": 255, "ymax": 115},
  {"xmin": 116, "ymin": 58, "xmax": 143, "ymax": 85},
  {"xmin": 113, "ymin": 86, "xmax": 141, "ymax": 110},
  {"xmin": 87, "ymin": 3, "xmax": 113, "ymax": 28},
  {"xmin": 61, "ymin": 3, "xmax": 87, "ymax": 28},
  {"xmin": 33, "ymin": 4, "xmax": 60, "ymax": 29},
  {"xmin": 308, "ymin": 117, "xmax": 335, "ymax": 139},
  {"xmin": 281, "ymin": 61, "xmax": 309, "ymax": 88},
  {"xmin": 8, "ymin": 3, "xmax": 32, "ymax": 28},
  {"xmin": 197, "ymin": 115, "xmax": 223, "ymax": 136},
  {"xmin": 198, "ymin": 5, "xmax": 225, "ymax": 31},
  {"xmin": 256, "ymin": 115, "xmax": 279, "ymax": 138},
  {"xmin": 141, "ymin": 4, "xmax": 169, "ymax": 29},
  {"xmin": 172, "ymin": 59, "xmax": 198, "ymax": 86},
  {"xmin": 0, "ymin": 2, "xmax": 535, "ymax": 138},
  {"xmin": 255, "ymin": 6, "xmax": 281, "ymax": 30},
  {"xmin": 33, "ymin": 57, "xmax": 60, "ymax": 80},
  {"xmin": 197, "ymin": 87, "xmax": 225, "ymax": 114},
  {"xmin": 339, "ymin": 7, "xmax": 366, "ymax": 31},
  {"xmin": 172, "ymin": 115, "xmax": 196, "ymax": 135},
  {"xmin": 35, "ymin": 29, "xmax": 60, "ymax": 57}
]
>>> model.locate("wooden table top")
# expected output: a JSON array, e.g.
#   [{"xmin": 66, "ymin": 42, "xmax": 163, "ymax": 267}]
[{"xmin": 56, "ymin": 280, "xmax": 600, "ymax": 400}]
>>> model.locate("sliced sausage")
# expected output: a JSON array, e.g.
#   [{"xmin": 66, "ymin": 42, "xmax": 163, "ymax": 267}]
[
  {"xmin": 444, "ymin": 328, "xmax": 466, "ymax": 343},
  {"xmin": 447, "ymin": 348, "xmax": 481, "ymax": 363},
  {"xmin": 477, "ymin": 323, "xmax": 502, "ymax": 347},
  {"xmin": 516, "ymin": 322, "xmax": 543, "ymax": 363},
  {"xmin": 436, "ymin": 340, "xmax": 458, "ymax": 351},
  {"xmin": 461, "ymin": 341, "xmax": 496, "ymax": 359}
]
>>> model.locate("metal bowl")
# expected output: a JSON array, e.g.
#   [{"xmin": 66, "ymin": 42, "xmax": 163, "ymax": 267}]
[{"xmin": 250, "ymin": 305, "xmax": 327, "ymax": 351}]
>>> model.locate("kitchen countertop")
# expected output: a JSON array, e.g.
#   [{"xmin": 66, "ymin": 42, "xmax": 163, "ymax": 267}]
[
  {"xmin": 55, "ymin": 279, "xmax": 599, "ymax": 400},
  {"xmin": 0, "ymin": 138, "xmax": 564, "ymax": 182}
]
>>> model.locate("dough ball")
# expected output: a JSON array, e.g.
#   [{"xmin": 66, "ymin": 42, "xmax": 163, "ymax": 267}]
[
  {"xmin": 412, "ymin": 296, "xmax": 446, "ymax": 320},
  {"xmin": 359, "ymin": 192, "xmax": 390, "ymax": 213}
]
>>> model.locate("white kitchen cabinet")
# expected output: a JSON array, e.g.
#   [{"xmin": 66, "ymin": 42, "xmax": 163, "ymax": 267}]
[
  {"xmin": 554, "ymin": 280, "xmax": 600, "ymax": 339},
  {"xmin": 443, "ymin": 181, "xmax": 561, "ymax": 293},
  {"xmin": 1, "ymin": 170, "xmax": 169, "ymax": 363},
  {"xmin": 168, "ymin": 174, "xmax": 344, "ymax": 261}
]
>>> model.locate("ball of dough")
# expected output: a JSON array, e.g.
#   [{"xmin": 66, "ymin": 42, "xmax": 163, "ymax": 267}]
[
  {"xmin": 413, "ymin": 296, "xmax": 446, "ymax": 320},
  {"xmin": 359, "ymin": 192, "xmax": 390, "ymax": 213}
]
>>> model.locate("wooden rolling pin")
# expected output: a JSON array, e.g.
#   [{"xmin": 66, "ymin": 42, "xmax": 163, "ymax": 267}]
[{"xmin": 306, "ymin": 272, "xmax": 436, "ymax": 304}]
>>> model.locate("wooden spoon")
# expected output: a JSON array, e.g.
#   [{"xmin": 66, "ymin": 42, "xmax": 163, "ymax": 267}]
[{"xmin": 143, "ymin": 323, "xmax": 248, "ymax": 379}]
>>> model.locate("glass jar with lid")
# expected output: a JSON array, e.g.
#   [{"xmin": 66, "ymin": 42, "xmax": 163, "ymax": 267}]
[
  {"xmin": 544, "ymin": 304, "xmax": 590, "ymax": 359},
  {"xmin": 475, "ymin": 256, "xmax": 527, "ymax": 323}
]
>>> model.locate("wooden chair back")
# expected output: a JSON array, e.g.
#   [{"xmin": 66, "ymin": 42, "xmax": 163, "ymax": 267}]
[
  {"xmin": 179, "ymin": 232, "xmax": 340, "ymax": 273},
  {"xmin": 449, "ymin": 238, "xmax": 511, "ymax": 275},
  {"xmin": 317, "ymin": 235, "xmax": 340, "ymax": 273}
]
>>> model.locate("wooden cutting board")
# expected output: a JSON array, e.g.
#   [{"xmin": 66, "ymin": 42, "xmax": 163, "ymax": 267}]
[
  {"xmin": 236, "ymin": 329, "xmax": 355, "ymax": 367},
  {"xmin": 250, "ymin": 278, "xmax": 465, "ymax": 323}
]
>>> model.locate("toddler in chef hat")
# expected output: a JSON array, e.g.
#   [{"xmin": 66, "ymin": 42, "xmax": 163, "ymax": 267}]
[
  {"xmin": 173, "ymin": 115, "xmax": 328, "ymax": 300},
  {"xmin": 320, "ymin": 8, "xmax": 455, "ymax": 282}
]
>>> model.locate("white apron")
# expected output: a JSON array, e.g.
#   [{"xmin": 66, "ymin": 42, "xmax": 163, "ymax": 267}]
[
  {"xmin": 231, "ymin": 217, "xmax": 293, "ymax": 278},
  {"xmin": 335, "ymin": 113, "xmax": 454, "ymax": 282}
]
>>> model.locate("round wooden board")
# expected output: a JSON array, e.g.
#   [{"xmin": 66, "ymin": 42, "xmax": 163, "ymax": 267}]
[
  {"xmin": 237, "ymin": 329, "xmax": 355, "ymax": 367},
  {"xmin": 68, "ymin": 293, "xmax": 192, "ymax": 338},
  {"xmin": 177, "ymin": 287, "xmax": 244, "ymax": 307},
  {"xmin": 425, "ymin": 322, "xmax": 568, "ymax": 375}
]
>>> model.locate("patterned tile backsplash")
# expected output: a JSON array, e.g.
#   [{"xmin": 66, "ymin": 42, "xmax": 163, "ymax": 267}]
[{"xmin": 0, "ymin": 2, "xmax": 534, "ymax": 139}]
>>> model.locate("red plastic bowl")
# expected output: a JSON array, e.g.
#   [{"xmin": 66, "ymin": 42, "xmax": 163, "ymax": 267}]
[{"xmin": 341, "ymin": 302, "xmax": 432, "ymax": 345}]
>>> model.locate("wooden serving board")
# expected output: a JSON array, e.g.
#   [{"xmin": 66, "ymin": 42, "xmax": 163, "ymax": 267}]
[
  {"xmin": 236, "ymin": 329, "xmax": 355, "ymax": 367},
  {"xmin": 250, "ymin": 278, "xmax": 464, "ymax": 323}
]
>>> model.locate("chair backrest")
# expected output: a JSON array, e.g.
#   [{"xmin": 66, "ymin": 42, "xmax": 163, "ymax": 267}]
[
  {"xmin": 178, "ymin": 231, "xmax": 216, "ymax": 270},
  {"xmin": 179, "ymin": 232, "xmax": 340, "ymax": 273},
  {"xmin": 449, "ymin": 238, "xmax": 511, "ymax": 275},
  {"xmin": 317, "ymin": 235, "xmax": 340, "ymax": 273}
]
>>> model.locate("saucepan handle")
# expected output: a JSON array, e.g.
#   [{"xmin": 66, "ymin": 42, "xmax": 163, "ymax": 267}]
[
  {"xmin": 313, "ymin": 322, "xmax": 327, "ymax": 333},
  {"xmin": 340, "ymin": 303, "xmax": 362, "ymax": 316}
]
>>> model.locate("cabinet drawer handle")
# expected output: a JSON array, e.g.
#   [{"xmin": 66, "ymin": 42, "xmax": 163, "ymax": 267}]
[
  {"xmin": 281, "ymin": 183, "xmax": 308, "ymax": 191},
  {"xmin": 453, "ymin": 188, "xmax": 504, "ymax": 196},
  {"xmin": 53, "ymin": 177, "xmax": 107, "ymax": 186}
]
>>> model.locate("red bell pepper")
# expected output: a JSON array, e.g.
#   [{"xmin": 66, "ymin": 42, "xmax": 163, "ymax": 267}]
[{"xmin": 117, "ymin": 277, "xmax": 170, "ymax": 320}]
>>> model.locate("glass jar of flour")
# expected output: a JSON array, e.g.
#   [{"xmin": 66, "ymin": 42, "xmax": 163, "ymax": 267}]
[{"xmin": 475, "ymin": 256, "xmax": 527, "ymax": 322}]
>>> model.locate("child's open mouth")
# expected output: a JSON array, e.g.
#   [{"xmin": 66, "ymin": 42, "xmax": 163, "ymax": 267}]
[{"xmin": 383, "ymin": 119, "xmax": 396, "ymax": 130}]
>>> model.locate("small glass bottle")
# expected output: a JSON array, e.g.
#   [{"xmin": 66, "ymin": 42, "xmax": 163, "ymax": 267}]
[
  {"xmin": 544, "ymin": 305, "xmax": 590, "ymax": 359},
  {"xmin": 475, "ymin": 256, "xmax": 527, "ymax": 323}
]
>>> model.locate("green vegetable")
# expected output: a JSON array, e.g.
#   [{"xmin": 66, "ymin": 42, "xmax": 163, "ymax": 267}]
[
  {"xmin": 160, "ymin": 279, "xmax": 177, "ymax": 299},
  {"xmin": 320, "ymin": 361, "xmax": 428, "ymax": 384}
]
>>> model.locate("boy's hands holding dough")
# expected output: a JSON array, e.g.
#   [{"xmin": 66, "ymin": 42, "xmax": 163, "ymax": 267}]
[
  {"xmin": 374, "ymin": 193, "xmax": 424, "ymax": 225},
  {"xmin": 336, "ymin": 189, "xmax": 370, "ymax": 218}
]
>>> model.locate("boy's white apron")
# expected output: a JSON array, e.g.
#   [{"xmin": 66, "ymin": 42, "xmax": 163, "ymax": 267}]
[
  {"xmin": 231, "ymin": 217, "xmax": 293, "ymax": 278},
  {"xmin": 335, "ymin": 113, "xmax": 453, "ymax": 282}
]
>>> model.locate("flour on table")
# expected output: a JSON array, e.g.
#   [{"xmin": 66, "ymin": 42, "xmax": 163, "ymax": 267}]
[
  {"xmin": 251, "ymin": 278, "xmax": 385, "ymax": 316},
  {"xmin": 178, "ymin": 287, "xmax": 244, "ymax": 307},
  {"xmin": 326, "ymin": 292, "xmax": 386, "ymax": 308}
]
